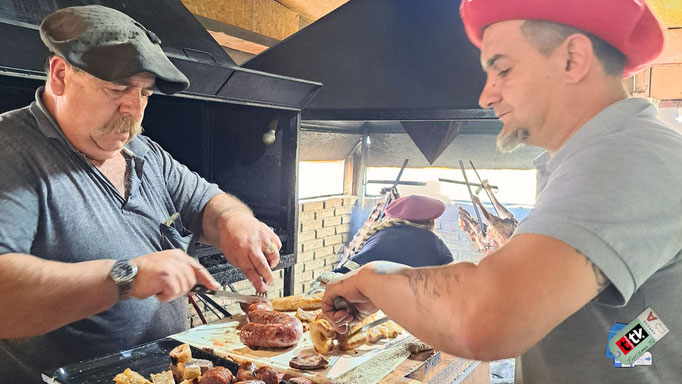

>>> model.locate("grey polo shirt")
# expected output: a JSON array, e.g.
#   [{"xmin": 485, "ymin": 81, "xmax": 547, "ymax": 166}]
[
  {"xmin": 0, "ymin": 88, "xmax": 222, "ymax": 383},
  {"xmin": 515, "ymin": 98, "xmax": 682, "ymax": 383}
]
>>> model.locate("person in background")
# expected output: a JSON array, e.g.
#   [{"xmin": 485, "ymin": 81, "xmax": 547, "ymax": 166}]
[
  {"xmin": 0, "ymin": 5, "xmax": 280, "ymax": 383},
  {"xmin": 320, "ymin": 1, "xmax": 682, "ymax": 383},
  {"xmin": 334, "ymin": 195, "xmax": 454, "ymax": 273}
]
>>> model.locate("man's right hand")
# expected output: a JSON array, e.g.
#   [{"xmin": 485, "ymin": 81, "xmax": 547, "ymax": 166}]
[{"xmin": 129, "ymin": 250, "xmax": 220, "ymax": 302}]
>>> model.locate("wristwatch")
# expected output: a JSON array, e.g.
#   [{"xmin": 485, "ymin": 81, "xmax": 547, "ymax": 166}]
[{"xmin": 109, "ymin": 259, "xmax": 138, "ymax": 301}]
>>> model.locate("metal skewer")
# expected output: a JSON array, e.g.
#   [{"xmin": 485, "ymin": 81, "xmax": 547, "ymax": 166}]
[
  {"xmin": 469, "ymin": 160, "xmax": 500, "ymax": 216},
  {"xmin": 459, "ymin": 160, "xmax": 486, "ymax": 235}
]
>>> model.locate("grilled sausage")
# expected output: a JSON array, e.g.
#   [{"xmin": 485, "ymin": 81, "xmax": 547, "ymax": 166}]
[
  {"xmin": 240, "ymin": 310, "xmax": 303, "ymax": 348},
  {"xmin": 233, "ymin": 381, "xmax": 265, "ymax": 384},
  {"xmin": 236, "ymin": 362, "xmax": 257, "ymax": 381},
  {"xmin": 199, "ymin": 366, "xmax": 234, "ymax": 384},
  {"xmin": 240, "ymin": 301, "xmax": 274, "ymax": 313},
  {"xmin": 253, "ymin": 366, "xmax": 278, "ymax": 384}
]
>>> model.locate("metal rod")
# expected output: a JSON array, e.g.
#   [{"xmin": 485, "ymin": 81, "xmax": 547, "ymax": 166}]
[
  {"xmin": 459, "ymin": 160, "xmax": 486, "ymax": 235},
  {"xmin": 392, "ymin": 159, "xmax": 410, "ymax": 190},
  {"xmin": 367, "ymin": 180, "xmax": 426, "ymax": 186},
  {"xmin": 469, "ymin": 161, "xmax": 500, "ymax": 216},
  {"xmin": 195, "ymin": 294, "xmax": 221, "ymax": 320},
  {"xmin": 197, "ymin": 293, "xmax": 232, "ymax": 318},
  {"xmin": 378, "ymin": 159, "xmax": 409, "ymax": 220},
  {"xmin": 438, "ymin": 178, "xmax": 498, "ymax": 191},
  {"xmin": 188, "ymin": 295, "xmax": 207, "ymax": 325},
  {"xmin": 344, "ymin": 136, "xmax": 364, "ymax": 158}
]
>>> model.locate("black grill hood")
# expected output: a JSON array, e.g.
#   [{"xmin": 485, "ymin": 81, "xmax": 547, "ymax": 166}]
[
  {"xmin": 244, "ymin": 0, "xmax": 495, "ymax": 121},
  {"xmin": 243, "ymin": 0, "xmax": 504, "ymax": 164},
  {"xmin": 0, "ymin": 0, "xmax": 321, "ymax": 110}
]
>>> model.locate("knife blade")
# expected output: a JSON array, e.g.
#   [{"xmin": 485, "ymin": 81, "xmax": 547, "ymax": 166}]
[
  {"xmin": 348, "ymin": 316, "xmax": 391, "ymax": 337},
  {"xmin": 190, "ymin": 285, "xmax": 269, "ymax": 304}
]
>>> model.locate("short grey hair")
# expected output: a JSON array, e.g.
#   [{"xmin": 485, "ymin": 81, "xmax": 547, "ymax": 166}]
[
  {"xmin": 44, "ymin": 53, "xmax": 80, "ymax": 76},
  {"xmin": 520, "ymin": 20, "xmax": 626, "ymax": 77}
]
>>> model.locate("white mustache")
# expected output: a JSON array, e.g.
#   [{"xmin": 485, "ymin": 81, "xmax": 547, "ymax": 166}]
[{"xmin": 102, "ymin": 116, "xmax": 143, "ymax": 136}]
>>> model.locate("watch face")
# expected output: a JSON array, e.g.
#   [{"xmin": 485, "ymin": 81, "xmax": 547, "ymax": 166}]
[{"xmin": 111, "ymin": 261, "xmax": 136, "ymax": 282}]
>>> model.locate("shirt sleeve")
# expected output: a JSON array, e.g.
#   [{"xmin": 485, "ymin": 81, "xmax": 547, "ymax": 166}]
[
  {"xmin": 0, "ymin": 130, "xmax": 40, "ymax": 254},
  {"xmin": 515, "ymin": 142, "xmax": 682, "ymax": 306},
  {"xmin": 141, "ymin": 137, "xmax": 222, "ymax": 236}
]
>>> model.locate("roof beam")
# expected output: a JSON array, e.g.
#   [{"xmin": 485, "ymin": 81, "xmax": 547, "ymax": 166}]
[{"xmin": 274, "ymin": 0, "xmax": 348, "ymax": 23}]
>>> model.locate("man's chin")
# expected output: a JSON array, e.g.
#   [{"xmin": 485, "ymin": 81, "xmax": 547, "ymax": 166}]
[
  {"xmin": 496, "ymin": 128, "xmax": 529, "ymax": 153},
  {"xmin": 95, "ymin": 133, "xmax": 134, "ymax": 151}
]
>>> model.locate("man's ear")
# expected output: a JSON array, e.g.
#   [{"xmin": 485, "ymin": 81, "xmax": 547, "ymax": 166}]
[
  {"xmin": 47, "ymin": 56, "xmax": 69, "ymax": 96},
  {"xmin": 561, "ymin": 34, "xmax": 593, "ymax": 84}
]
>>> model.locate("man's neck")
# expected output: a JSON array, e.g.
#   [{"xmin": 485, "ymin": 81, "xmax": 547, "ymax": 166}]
[{"xmin": 547, "ymin": 85, "xmax": 629, "ymax": 156}]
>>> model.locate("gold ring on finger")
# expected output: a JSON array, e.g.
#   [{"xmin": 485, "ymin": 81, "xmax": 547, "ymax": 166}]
[{"xmin": 265, "ymin": 242, "xmax": 278, "ymax": 254}]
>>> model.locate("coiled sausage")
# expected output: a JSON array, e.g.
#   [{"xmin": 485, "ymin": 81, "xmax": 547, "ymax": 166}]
[{"xmin": 240, "ymin": 310, "xmax": 303, "ymax": 348}]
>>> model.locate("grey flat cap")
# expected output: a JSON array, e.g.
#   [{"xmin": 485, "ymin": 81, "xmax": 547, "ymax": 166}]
[{"xmin": 40, "ymin": 5, "xmax": 189, "ymax": 95}]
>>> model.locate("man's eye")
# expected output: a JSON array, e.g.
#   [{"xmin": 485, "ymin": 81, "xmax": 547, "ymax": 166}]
[{"xmin": 499, "ymin": 69, "xmax": 511, "ymax": 77}]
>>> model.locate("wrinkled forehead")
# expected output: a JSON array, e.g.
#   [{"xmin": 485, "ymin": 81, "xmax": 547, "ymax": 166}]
[{"xmin": 479, "ymin": 20, "xmax": 528, "ymax": 70}]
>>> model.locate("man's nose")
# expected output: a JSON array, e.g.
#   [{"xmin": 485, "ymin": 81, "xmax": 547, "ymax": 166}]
[
  {"xmin": 118, "ymin": 89, "xmax": 147, "ymax": 118},
  {"xmin": 478, "ymin": 76, "xmax": 500, "ymax": 109}
]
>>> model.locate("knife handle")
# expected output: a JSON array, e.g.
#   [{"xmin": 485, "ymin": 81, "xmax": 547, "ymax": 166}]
[
  {"xmin": 190, "ymin": 284, "xmax": 214, "ymax": 295},
  {"xmin": 333, "ymin": 296, "xmax": 350, "ymax": 311}
]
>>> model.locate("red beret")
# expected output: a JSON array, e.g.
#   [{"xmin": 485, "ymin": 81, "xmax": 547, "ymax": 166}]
[
  {"xmin": 385, "ymin": 195, "xmax": 446, "ymax": 221},
  {"xmin": 459, "ymin": 0, "xmax": 665, "ymax": 77}
]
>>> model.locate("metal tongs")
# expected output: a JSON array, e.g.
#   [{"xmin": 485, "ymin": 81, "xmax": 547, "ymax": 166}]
[{"xmin": 333, "ymin": 297, "xmax": 390, "ymax": 336}]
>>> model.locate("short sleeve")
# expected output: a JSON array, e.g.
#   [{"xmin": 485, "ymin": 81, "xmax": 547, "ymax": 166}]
[
  {"xmin": 0, "ymin": 131, "xmax": 40, "ymax": 254},
  {"xmin": 140, "ymin": 137, "xmax": 222, "ymax": 235},
  {"xmin": 515, "ymin": 142, "xmax": 682, "ymax": 306}
]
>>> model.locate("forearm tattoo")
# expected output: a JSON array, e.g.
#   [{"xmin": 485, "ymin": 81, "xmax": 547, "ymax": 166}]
[
  {"xmin": 576, "ymin": 248, "xmax": 609, "ymax": 294},
  {"xmin": 398, "ymin": 268, "xmax": 460, "ymax": 300}
]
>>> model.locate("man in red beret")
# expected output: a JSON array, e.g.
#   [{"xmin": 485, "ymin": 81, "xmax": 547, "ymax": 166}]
[
  {"xmin": 332, "ymin": 195, "xmax": 454, "ymax": 274},
  {"xmin": 322, "ymin": 1, "xmax": 682, "ymax": 382}
]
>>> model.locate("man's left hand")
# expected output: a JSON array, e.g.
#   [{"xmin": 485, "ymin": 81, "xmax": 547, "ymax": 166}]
[{"xmin": 217, "ymin": 210, "xmax": 281, "ymax": 292}]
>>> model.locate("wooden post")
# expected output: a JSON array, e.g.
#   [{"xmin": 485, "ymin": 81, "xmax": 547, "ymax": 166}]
[
  {"xmin": 343, "ymin": 153, "xmax": 354, "ymax": 195},
  {"xmin": 357, "ymin": 134, "xmax": 368, "ymax": 208}
]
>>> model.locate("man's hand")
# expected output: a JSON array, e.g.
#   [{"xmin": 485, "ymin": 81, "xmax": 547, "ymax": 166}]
[
  {"xmin": 130, "ymin": 250, "xmax": 220, "ymax": 302},
  {"xmin": 321, "ymin": 267, "xmax": 378, "ymax": 333},
  {"xmin": 201, "ymin": 193, "xmax": 282, "ymax": 293},
  {"xmin": 216, "ymin": 210, "xmax": 282, "ymax": 292}
]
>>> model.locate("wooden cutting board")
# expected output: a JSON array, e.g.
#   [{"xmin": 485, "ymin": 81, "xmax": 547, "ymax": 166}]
[{"xmin": 170, "ymin": 312, "xmax": 413, "ymax": 383}]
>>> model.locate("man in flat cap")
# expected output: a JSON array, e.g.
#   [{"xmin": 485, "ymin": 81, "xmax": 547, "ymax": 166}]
[
  {"xmin": 322, "ymin": 1, "xmax": 682, "ymax": 382},
  {"xmin": 0, "ymin": 5, "xmax": 281, "ymax": 382}
]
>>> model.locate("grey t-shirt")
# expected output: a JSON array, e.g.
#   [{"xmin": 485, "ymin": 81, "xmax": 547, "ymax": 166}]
[
  {"xmin": 0, "ymin": 89, "xmax": 222, "ymax": 383},
  {"xmin": 515, "ymin": 98, "xmax": 682, "ymax": 383}
]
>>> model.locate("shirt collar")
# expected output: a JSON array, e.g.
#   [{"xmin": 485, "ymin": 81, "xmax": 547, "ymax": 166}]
[
  {"xmin": 29, "ymin": 86, "xmax": 149, "ymax": 159},
  {"xmin": 539, "ymin": 98, "xmax": 656, "ymax": 173}
]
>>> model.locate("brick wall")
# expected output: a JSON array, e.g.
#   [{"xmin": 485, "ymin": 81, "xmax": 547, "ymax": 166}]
[
  {"xmin": 187, "ymin": 195, "xmax": 357, "ymax": 327},
  {"xmin": 434, "ymin": 204, "xmax": 485, "ymax": 264},
  {"xmin": 295, "ymin": 195, "xmax": 357, "ymax": 293}
]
